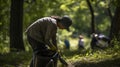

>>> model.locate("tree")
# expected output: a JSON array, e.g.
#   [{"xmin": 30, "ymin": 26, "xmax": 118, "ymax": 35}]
[
  {"xmin": 86, "ymin": 0, "xmax": 95, "ymax": 33},
  {"xmin": 10, "ymin": 0, "xmax": 25, "ymax": 51},
  {"xmin": 109, "ymin": 0, "xmax": 120, "ymax": 45},
  {"xmin": 110, "ymin": 6, "xmax": 120, "ymax": 43}
]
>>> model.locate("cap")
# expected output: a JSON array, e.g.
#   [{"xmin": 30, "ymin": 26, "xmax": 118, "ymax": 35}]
[{"xmin": 61, "ymin": 16, "xmax": 72, "ymax": 31}]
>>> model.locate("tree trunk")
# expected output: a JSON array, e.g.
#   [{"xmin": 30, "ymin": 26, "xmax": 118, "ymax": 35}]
[
  {"xmin": 10, "ymin": 0, "xmax": 25, "ymax": 51},
  {"xmin": 86, "ymin": 0, "xmax": 95, "ymax": 33},
  {"xmin": 107, "ymin": 7, "xmax": 113, "ymax": 21},
  {"xmin": 109, "ymin": 6, "xmax": 120, "ymax": 44}
]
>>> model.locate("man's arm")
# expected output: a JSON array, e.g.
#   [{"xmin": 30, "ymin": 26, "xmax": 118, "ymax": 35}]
[
  {"xmin": 44, "ymin": 22, "xmax": 57, "ymax": 51},
  {"xmin": 51, "ymin": 29, "xmax": 57, "ymax": 49}
]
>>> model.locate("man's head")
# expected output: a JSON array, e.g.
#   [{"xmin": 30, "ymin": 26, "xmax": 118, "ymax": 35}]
[{"xmin": 60, "ymin": 16, "xmax": 72, "ymax": 31}]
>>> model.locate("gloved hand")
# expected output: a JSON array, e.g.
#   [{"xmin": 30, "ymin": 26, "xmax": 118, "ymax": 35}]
[{"xmin": 50, "ymin": 45, "xmax": 57, "ymax": 51}]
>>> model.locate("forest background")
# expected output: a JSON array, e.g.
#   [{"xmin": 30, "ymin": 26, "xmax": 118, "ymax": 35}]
[{"xmin": 0, "ymin": 0, "xmax": 120, "ymax": 67}]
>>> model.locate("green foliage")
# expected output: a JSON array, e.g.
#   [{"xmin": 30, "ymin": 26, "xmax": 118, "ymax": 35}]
[
  {"xmin": 1, "ymin": 0, "xmax": 114, "ymax": 43},
  {"xmin": 0, "ymin": 0, "xmax": 10, "ymax": 49},
  {"xmin": 111, "ymin": 37, "xmax": 120, "ymax": 50},
  {"xmin": 0, "ymin": 42, "xmax": 9, "ymax": 54},
  {"xmin": 0, "ymin": 51, "xmax": 32, "ymax": 67},
  {"xmin": 111, "ymin": 0, "xmax": 120, "ymax": 7}
]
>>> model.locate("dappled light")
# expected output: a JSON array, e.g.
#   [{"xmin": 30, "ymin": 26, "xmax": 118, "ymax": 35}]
[{"xmin": 1, "ymin": 0, "xmax": 120, "ymax": 67}]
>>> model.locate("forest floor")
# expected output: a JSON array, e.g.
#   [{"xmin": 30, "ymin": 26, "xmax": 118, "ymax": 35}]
[
  {"xmin": 0, "ymin": 38, "xmax": 120, "ymax": 67},
  {"xmin": 0, "ymin": 47, "xmax": 120, "ymax": 67},
  {"xmin": 65, "ymin": 49, "xmax": 120, "ymax": 67}
]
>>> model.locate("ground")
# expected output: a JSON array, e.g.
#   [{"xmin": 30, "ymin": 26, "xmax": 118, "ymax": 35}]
[{"xmin": 0, "ymin": 37, "xmax": 120, "ymax": 67}]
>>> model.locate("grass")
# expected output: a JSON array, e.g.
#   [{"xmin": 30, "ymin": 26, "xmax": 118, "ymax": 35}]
[
  {"xmin": 0, "ymin": 37, "xmax": 120, "ymax": 67},
  {"xmin": 60, "ymin": 47, "xmax": 120, "ymax": 67},
  {"xmin": 0, "ymin": 46, "xmax": 120, "ymax": 67},
  {"xmin": 59, "ymin": 37, "xmax": 120, "ymax": 67},
  {"xmin": 0, "ymin": 51, "xmax": 32, "ymax": 67}
]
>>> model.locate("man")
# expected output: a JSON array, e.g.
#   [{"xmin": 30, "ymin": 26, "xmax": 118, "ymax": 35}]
[{"xmin": 26, "ymin": 15, "xmax": 72, "ymax": 67}]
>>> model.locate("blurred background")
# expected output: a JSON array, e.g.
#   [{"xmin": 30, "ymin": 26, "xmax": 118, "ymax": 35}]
[{"xmin": 0, "ymin": 0, "xmax": 120, "ymax": 67}]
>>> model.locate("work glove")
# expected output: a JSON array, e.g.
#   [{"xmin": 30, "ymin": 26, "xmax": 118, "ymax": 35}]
[{"xmin": 50, "ymin": 45, "xmax": 57, "ymax": 51}]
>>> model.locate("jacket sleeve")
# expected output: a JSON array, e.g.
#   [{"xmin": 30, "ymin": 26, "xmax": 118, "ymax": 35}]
[
  {"xmin": 51, "ymin": 29, "xmax": 57, "ymax": 48},
  {"xmin": 44, "ymin": 22, "xmax": 57, "ymax": 49}
]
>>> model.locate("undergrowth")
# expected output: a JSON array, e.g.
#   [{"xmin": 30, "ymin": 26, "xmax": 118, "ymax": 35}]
[{"xmin": 0, "ymin": 37, "xmax": 120, "ymax": 67}]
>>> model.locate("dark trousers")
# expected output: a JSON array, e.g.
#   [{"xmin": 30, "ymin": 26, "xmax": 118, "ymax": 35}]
[{"xmin": 27, "ymin": 35, "xmax": 58, "ymax": 67}]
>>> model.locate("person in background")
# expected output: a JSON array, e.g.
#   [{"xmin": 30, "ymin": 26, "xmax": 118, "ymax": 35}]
[
  {"xmin": 64, "ymin": 37, "xmax": 70, "ymax": 50},
  {"xmin": 90, "ymin": 33, "xmax": 99, "ymax": 50},
  {"xmin": 26, "ymin": 15, "xmax": 72, "ymax": 67},
  {"xmin": 90, "ymin": 33, "xmax": 110, "ymax": 50},
  {"xmin": 78, "ymin": 35, "xmax": 84, "ymax": 50}
]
